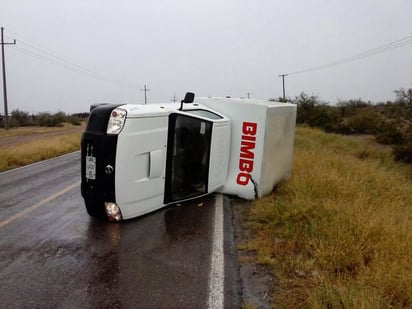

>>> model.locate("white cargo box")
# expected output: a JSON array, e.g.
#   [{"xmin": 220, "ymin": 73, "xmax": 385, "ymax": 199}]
[{"xmin": 197, "ymin": 98, "xmax": 297, "ymax": 199}]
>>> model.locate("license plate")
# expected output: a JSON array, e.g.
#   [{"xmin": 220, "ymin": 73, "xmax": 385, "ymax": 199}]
[{"xmin": 86, "ymin": 156, "xmax": 96, "ymax": 180}]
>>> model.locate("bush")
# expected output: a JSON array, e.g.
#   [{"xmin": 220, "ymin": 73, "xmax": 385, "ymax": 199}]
[
  {"xmin": 67, "ymin": 116, "xmax": 82, "ymax": 126},
  {"xmin": 7, "ymin": 117, "xmax": 21, "ymax": 128},
  {"xmin": 284, "ymin": 87, "xmax": 412, "ymax": 164},
  {"xmin": 341, "ymin": 111, "xmax": 383, "ymax": 134},
  {"xmin": 393, "ymin": 132, "xmax": 412, "ymax": 163},
  {"xmin": 294, "ymin": 93, "xmax": 342, "ymax": 132},
  {"xmin": 393, "ymin": 142, "xmax": 412, "ymax": 163},
  {"xmin": 2, "ymin": 110, "xmax": 87, "ymax": 128},
  {"xmin": 11, "ymin": 109, "xmax": 33, "ymax": 127},
  {"xmin": 54, "ymin": 111, "xmax": 67, "ymax": 124},
  {"xmin": 337, "ymin": 99, "xmax": 370, "ymax": 118},
  {"xmin": 35, "ymin": 112, "xmax": 64, "ymax": 127},
  {"xmin": 376, "ymin": 121, "xmax": 404, "ymax": 145}
]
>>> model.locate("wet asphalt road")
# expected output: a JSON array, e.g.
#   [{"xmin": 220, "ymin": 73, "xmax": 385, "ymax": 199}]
[{"xmin": 0, "ymin": 152, "xmax": 240, "ymax": 308}]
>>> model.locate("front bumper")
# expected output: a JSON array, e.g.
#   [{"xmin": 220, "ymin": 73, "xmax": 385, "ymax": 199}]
[{"xmin": 80, "ymin": 103, "xmax": 122, "ymax": 220}]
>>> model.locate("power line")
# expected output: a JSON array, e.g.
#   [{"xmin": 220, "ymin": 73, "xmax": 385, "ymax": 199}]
[
  {"xmin": 5, "ymin": 28, "xmax": 140, "ymax": 89},
  {"xmin": 285, "ymin": 34, "xmax": 412, "ymax": 76},
  {"xmin": 12, "ymin": 45, "xmax": 138, "ymax": 88},
  {"xmin": 12, "ymin": 45, "xmax": 139, "ymax": 88},
  {"xmin": 1, "ymin": 27, "xmax": 16, "ymax": 130}
]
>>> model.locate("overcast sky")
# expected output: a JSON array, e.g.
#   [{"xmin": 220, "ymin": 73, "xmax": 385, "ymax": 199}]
[{"xmin": 1, "ymin": 0, "xmax": 411, "ymax": 113}]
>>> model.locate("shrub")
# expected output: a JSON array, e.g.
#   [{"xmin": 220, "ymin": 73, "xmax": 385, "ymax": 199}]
[
  {"xmin": 36, "ymin": 112, "xmax": 64, "ymax": 127},
  {"xmin": 383, "ymin": 102, "xmax": 406, "ymax": 119},
  {"xmin": 393, "ymin": 142, "xmax": 412, "ymax": 163},
  {"xmin": 376, "ymin": 121, "xmax": 404, "ymax": 145},
  {"xmin": 7, "ymin": 117, "xmax": 21, "ymax": 128},
  {"xmin": 11, "ymin": 109, "xmax": 33, "ymax": 127},
  {"xmin": 54, "ymin": 111, "xmax": 67, "ymax": 124},
  {"xmin": 294, "ymin": 93, "xmax": 342, "ymax": 132},
  {"xmin": 67, "ymin": 116, "xmax": 82, "ymax": 126},
  {"xmin": 342, "ymin": 111, "xmax": 383, "ymax": 134},
  {"xmin": 337, "ymin": 99, "xmax": 370, "ymax": 117},
  {"xmin": 393, "ymin": 132, "xmax": 412, "ymax": 163}
]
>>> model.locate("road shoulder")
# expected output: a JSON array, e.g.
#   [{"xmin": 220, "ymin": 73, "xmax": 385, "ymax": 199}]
[{"xmin": 231, "ymin": 197, "xmax": 274, "ymax": 309}]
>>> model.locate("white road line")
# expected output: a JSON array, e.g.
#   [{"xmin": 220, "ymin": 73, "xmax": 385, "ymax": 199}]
[
  {"xmin": 0, "ymin": 181, "xmax": 80, "ymax": 228},
  {"xmin": 208, "ymin": 193, "xmax": 225, "ymax": 309}
]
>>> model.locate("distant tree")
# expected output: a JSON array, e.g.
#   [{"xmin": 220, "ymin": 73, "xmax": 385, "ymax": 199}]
[
  {"xmin": 337, "ymin": 99, "xmax": 370, "ymax": 117},
  {"xmin": 294, "ymin": 92, "xmax": 320, "ymax": 124},
  {"xmin": 293, "ymin": 92, "xmax": 341, "ymax": 132},
  {"xmin": 36, "ymin": 112, "xmax": 63, "ymax": 127},
  {"xmin": 394, "ymin": 87, "xmax": 412, "ymax": 105},
  {"xmin": 54, "ymin": 111, "xmax": 67, "ymax": 123},
  {"xmin": 11, "ymin": 109, "xmax": 32, "ymax": 127},
  {"xmin": 268, "ymin": 97, "xmax": 290, "ymax": 103},
  {"xmin": 67, "ymin": 115, "xmax": 82, "ymax": 126}
]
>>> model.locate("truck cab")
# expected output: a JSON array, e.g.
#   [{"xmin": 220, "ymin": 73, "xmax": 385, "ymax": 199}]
[{"xmin": 81, "ymin": 95, "xmax": 231, "ymax": 221}]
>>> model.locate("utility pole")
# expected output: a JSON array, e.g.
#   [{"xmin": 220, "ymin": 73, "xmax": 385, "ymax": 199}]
[
  {"xmin": 278, "ymin": 74, "xmax": 288, "ymax": 102},
  {"xmin": 171, "ymin": 93, "xmax": 178, "ymax": 103},
  {"xmin": 1, "ymin": 27, "xmax": 16, "ymax": 130},
  {"xmin": 141, "ymin": 84, "xmax": 150, "ymax": 104}
]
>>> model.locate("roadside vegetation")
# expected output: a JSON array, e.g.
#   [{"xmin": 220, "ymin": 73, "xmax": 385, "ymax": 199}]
[
  {"xmin": 273, "ymin": 86, "xmax": 412, "ymax": 164},
  {"xmin": 0, "ymin": 110, "xmax": 88, "ymax": 172},
  {"xmin": 241, "ymin": 126, "xmax": 412, "ymax": 308},
  {"xmin": 2, "ymin": 110, "xmax": 88, "ymax": 127},
  {"xmin": 0, "ymin": 123, "xmax": 84, "ymax": 172}
]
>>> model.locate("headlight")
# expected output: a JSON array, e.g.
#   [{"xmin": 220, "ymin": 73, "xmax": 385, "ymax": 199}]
[
  {"xmin": 106, "ymin": 108, "xmax": 127, "ymax": 135},
  {"xmin": 105, "ymin": 202, "xmax": 123, "ymax": 221}
]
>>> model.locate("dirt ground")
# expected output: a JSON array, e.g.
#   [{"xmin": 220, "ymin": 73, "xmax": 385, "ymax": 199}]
[
  {"xmin": 0, "ymin": 125, "xmax": 85, "ymax": 148},
  {"xmin": 231, "ymin": 198, "xmax": 273, "ymax": 309}
]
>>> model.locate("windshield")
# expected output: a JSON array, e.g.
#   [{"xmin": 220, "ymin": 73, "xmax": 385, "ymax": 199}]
[{"xmin": 164, "ymin": 114, "xmax": 212, "ymax": 203}]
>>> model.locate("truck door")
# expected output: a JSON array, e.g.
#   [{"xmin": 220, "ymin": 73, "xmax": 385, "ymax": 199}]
[{"xmin": 164, "ymin": 113, "xmax": 212, "ymax": 203}]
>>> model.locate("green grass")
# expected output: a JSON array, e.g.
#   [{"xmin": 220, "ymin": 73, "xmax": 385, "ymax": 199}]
[{"xmin": 241, "ymin": 126, "xmax": 412, "ymax": 308}]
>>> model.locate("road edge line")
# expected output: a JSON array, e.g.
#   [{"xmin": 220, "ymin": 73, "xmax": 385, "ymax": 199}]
[{"xmin": 208, "ymin": 193, "xmax": 225, "ymax": 309}]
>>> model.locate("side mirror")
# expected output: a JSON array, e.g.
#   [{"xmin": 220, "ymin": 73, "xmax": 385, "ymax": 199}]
[{"xmin": 179, "ymin": 92, "xmax": 195, "ymax": 110}]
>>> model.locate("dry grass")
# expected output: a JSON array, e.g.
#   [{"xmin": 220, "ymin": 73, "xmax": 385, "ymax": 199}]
[
  {"xmin": 0, "ymin": 123, "xmax": 76, "ymax": 138},
  {"xmin": 242, "ymin": 126, "xmax": 412, "ymax": 308},
  {"xmin": 0, "ymin": 125, "xmax": 83, "ymax": 172}
]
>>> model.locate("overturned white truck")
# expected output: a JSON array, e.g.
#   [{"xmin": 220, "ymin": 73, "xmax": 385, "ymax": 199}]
[{"xmin": 81, "ymin": 93, "xmax": 296, "ymax": 221}]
